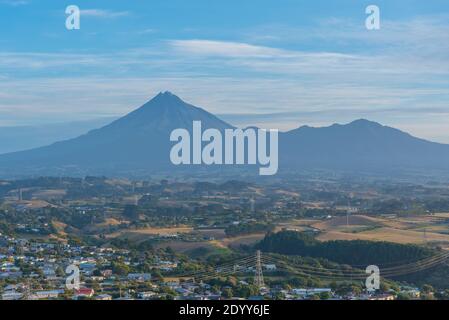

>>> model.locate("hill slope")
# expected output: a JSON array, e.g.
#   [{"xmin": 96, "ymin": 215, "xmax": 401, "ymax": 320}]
[{"xmin": 281, "ymin": 119, "xmax": 449, "ymax": 172}]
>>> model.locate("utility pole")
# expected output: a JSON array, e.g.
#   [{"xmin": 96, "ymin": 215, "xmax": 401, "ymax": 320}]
[
  {"xmin": 346, "ymin": 210, "xmax": 350, "ymax": 229},
  {"xmin": 346, "ymin": 198, "xmax": 351, "ymax": 229},
  {"xmin": 347, "ymin": 193, "xmax": 355, "ymax": 230},
  {"xmin": 254, "ymin": 250, "xmax": 265, "ymax": 290}
]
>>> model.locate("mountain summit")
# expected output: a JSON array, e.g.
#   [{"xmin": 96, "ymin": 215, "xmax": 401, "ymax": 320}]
[
  {"xmin": 0, "ymin": 92, "xmax": 233, "ymax": 175},
  {"xmin": 99, "ymin": 91, "xmax": 232, "ymax": 133},
  {"xmin": 0, "ymin": 92, "xmax": 449, "ymax": 177}
]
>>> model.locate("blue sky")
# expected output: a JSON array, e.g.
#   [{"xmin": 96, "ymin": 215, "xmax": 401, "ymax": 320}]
[{"xmin": 1, "ymin": 0, "xmax": 449, "ymax": 142}]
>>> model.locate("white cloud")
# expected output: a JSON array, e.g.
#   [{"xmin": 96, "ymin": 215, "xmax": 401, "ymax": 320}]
[
  {"xmin": 167, "ymin": 38, "xmax": 449, "ymax": 79},
  {"xmin": 80, "ymin": 9, "xmax": 130, "ymax": 19},
  {"xmin": 169, "ymin": 40, "xmax": 291, "ymax": 58},
  {"xmin": 0, "ymin": 0, "xmax": 29, "ymax": 6}
]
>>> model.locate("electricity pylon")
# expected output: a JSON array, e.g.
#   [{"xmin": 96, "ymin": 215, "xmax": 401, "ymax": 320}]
[{"xmin": 254, "ymin": 250, "xmax": 265, "ymax": 289}]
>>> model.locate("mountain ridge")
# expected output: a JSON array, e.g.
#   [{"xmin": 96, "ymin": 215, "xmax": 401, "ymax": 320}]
[{"xmin": 0, "ymin": 92, "xmax": 448, "ymax": 177}]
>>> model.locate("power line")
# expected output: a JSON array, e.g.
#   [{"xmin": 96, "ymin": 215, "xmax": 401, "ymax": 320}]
[
  {"xmin": 170, "ymin": 249, "xmax": 449, "ymax": 283},
  {"xmin": 261, "ymin": 252, "xmax": 449, "ymax": 279}
]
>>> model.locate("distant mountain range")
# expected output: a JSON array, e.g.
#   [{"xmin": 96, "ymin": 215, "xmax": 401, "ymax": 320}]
[
  {"xmin": 0, "ymin": 117, "xmax": 117, "ymax": 154},
  {"xmin": 281, "ymin": 119, "xmax": 449, "ymax": 173},
  {"xmin": 1, "ymin": 91, "xmax": 449, "ymax": 178}
]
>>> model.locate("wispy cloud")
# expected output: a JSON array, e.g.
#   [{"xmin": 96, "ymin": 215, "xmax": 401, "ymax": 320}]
[
  {"xmin": 80, "ymin": 9, "xmax": 130, "ymax": 19},
  {"xmin": 1, "ymin": 12, "xmax": 449, "ymax": 142},
  {"xmin": 245, "ymin": 15, "xmax": 449, "ymax": 49},
  {"xmin": 138, "ymin": 28, "xmax": 157, "ymax": 34},
  {"xmin": 169, "ymin": 40, "xmax": 291, "ymax": 58},
  {"xmin": 167, "ymin": 38, "xmax": 449, "ymax": 80},
  {"xmin": 0, "ymin": 0, "xmax": 29, "ymax": 6}
]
